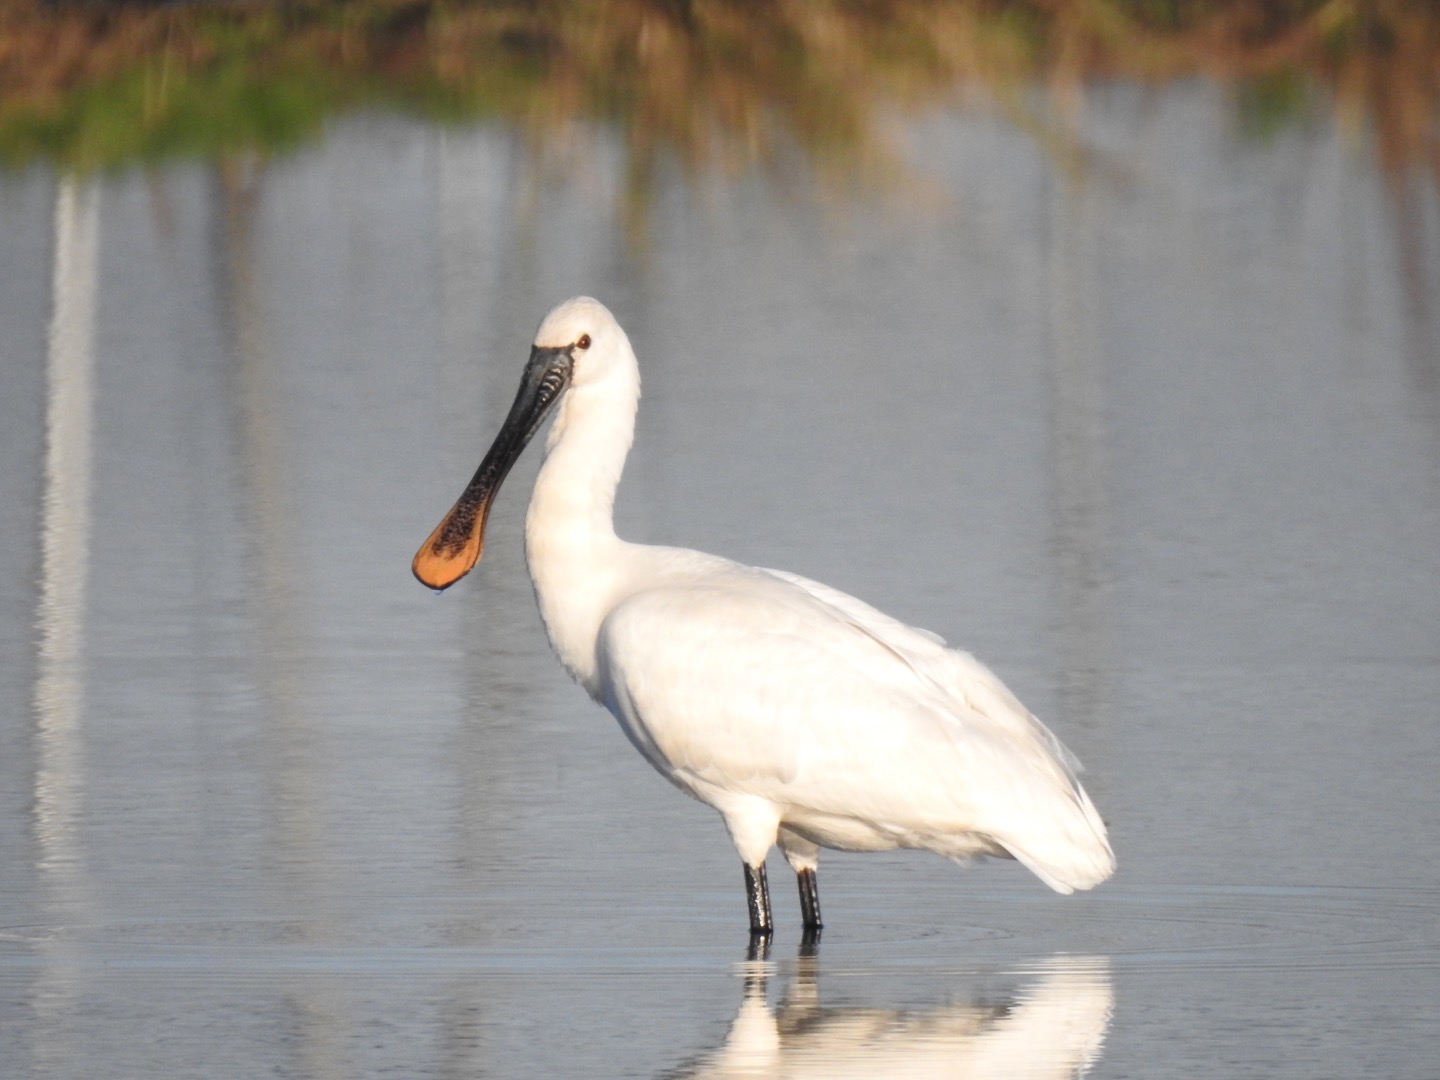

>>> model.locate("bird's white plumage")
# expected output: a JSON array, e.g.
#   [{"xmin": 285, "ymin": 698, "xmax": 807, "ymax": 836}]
[{"xmin": 490, "ymin": 297, "xmax": 1112, "ymax": 902}]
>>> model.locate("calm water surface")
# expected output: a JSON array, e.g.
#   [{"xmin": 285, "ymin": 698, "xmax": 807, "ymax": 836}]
[{"xmin": 2, "ymin": 83, "xmax": 1439, "ymax": 1077}]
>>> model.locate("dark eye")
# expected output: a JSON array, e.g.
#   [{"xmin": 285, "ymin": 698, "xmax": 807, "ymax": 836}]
[{"xmin": 576, "ymin": 333, "xmax": 592, "ymax": 350}]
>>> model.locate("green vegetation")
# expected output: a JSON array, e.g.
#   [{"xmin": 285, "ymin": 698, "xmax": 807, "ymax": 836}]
[{"xmin": 1, "ymin": 0, "xmax": 1435, "ymax": 188}]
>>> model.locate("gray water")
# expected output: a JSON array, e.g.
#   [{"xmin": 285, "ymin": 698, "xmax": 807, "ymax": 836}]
[{"xmin": 2, "ymin": 84, "xmax": 1439, "ymax": 1077}]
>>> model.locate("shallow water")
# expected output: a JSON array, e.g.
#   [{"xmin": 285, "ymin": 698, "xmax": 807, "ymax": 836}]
[{"xmin": 3, "ymin": 82, "xmax": 1439, "ymax": 1077}]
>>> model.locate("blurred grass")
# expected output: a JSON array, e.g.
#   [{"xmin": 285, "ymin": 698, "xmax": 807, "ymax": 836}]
[{"xmin": 1, "ymin": 0, "xmax": 1436, "ymax": 195}]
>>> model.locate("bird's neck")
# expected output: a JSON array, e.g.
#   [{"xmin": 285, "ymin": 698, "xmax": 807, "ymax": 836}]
[{"xmin": 524, "ymin": 371, "xmax": 639, "ymax": 692}]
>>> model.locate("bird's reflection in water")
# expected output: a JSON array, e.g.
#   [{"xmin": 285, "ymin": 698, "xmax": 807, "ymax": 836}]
[{"xmin": 669, "ymin": 940, "xmax": 1112, "ymax": 1079}]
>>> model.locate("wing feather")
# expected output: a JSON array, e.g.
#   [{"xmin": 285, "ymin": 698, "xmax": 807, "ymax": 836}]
[{"xmin": 595, "ymin": 561, "xmax": 1114, "ymax": 890}]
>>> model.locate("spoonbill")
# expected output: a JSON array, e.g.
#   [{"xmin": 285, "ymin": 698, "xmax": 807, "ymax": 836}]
[{"xmin": 413, "ymin": 297, "xmax": 1114, "ymax": 936}]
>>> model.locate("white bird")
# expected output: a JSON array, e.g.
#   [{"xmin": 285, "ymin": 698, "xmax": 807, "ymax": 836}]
[{"xmin": 414, "ymin": 296, "xmax": 1115, "ymax": 936}]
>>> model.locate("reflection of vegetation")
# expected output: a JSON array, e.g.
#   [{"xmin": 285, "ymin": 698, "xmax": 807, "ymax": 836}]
[
  {"xmin": 1235, "ymin": 69, "xmax": 1317, "ymax": 141},
  {"xmin": 2, "ymin": 0, "xmax": 1437, "ymax": 197}
]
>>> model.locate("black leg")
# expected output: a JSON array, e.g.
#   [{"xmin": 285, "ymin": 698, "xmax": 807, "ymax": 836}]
[
  {"xmin": 796, "ymin": 866, "xmax": 823, "ymax": 931},
  {"xmin": 745, "ymin": 862, "xmax": 773, "ymax": 936},
  {"xmin": 799, "ymin": 923, "xmax": 821, "ymax": 955}
]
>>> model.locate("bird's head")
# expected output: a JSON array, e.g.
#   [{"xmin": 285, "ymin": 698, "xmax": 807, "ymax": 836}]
[
  {"xmin": 532, "ymin": 295, "xmax": 634, "ymax": 391},
  {"xmin": 411, "ymin": 296, "xmax": 628, "ymax": 591}
]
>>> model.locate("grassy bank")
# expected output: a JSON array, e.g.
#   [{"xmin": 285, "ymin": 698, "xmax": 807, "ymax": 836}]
[{"xmin": 2, "ymin": 0, "xmax": 1435, "ymax": 186}]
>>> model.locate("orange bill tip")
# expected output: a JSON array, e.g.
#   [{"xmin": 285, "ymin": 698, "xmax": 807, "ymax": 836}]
[{"xmin": 411, "ymin": 502, "xmax": 486, "ymax": 591}]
